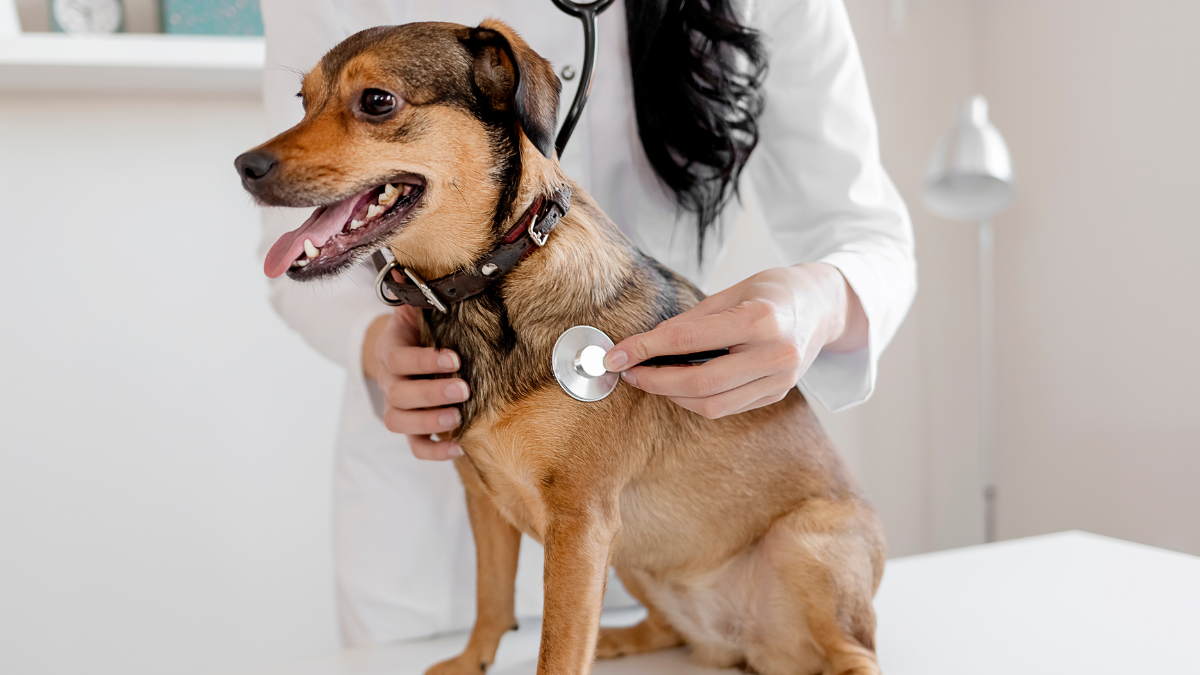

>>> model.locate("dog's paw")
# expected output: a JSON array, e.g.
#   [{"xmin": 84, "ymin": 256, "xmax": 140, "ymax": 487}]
[
  {"xmin": 595, "ymin": 622, "xmax": 684, "ymax": 660},
  {"xmin": 425, "ymin": 654, "xmax": 489, "ymax": 675},
  {"xmin": 595, "ymin": 626, "xmax": 631, "ymax": 660}
]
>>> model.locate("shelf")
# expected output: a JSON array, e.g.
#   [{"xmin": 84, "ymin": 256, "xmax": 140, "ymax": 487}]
[{"xmin": 0, "ymin": 33, "xmax": 264, "ymax": 93}]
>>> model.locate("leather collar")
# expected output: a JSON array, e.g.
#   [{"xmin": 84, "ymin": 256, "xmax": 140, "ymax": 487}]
[{"xmin": 373, "ymin": 185, "xmax": 572, "ymax": 312}]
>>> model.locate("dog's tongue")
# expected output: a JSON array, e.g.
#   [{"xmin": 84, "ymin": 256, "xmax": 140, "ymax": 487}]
[{"xmin": 264, "ymin": 192, "xmax": 367, "ymax": 278}]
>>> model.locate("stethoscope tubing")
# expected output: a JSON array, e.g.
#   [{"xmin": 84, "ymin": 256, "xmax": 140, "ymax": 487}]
[
  {"xmin": 550, "ymin": 0, "xmax": 726, "ymax": 372},
  {"xmin": 550, "ymin": 0, "xmax": 617, "ymax": 157}
]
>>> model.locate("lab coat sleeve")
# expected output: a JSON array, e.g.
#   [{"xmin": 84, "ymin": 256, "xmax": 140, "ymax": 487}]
[
  {"xmin": 747, "ymin": 0, "xmax": 917, "ymax": 412},
  {"xmin": 259, "ymin": 0, "xmax": 390, "ymax": 384}
]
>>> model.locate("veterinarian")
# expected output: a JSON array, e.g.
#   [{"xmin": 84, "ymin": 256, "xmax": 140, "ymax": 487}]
[{"xmin": 259, "ymin": 0, "xmax": 915, "ymax": 647}]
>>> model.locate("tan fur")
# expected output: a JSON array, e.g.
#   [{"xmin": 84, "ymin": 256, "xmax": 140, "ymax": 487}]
[{"xmin": 240, "ymin": 20, "xmax": 886, "ymax": 675}]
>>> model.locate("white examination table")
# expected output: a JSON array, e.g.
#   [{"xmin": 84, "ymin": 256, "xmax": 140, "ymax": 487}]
[{"xmin": 223, "ymin": 531, "xmax": 1200, "ymax": 675}]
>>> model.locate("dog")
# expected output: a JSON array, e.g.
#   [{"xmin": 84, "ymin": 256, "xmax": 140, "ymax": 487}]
[{"xmin": 236, "ymin": 20, "xmax": 885, "ymax": 675}]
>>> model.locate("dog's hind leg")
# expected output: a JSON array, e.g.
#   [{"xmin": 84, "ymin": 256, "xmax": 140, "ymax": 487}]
[
  {"xmin": 426, "ymin": 459, "xmax": 522, "ymax": 675},
  {"xmin": 594, "ymin": 567, "xmax": 684, "ymax": 659},
  {"xmin": 748, "ymin": 499, "xmax": 885, "ymax": 675}
]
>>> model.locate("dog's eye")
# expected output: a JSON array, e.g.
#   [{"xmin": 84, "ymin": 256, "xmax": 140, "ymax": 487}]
[{"xmin": 361, "ymin": 89, "xmax": 398, "ymax": 116}]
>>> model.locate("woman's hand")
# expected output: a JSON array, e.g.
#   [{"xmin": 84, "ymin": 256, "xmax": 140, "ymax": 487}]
[
  {"xmin": 365, "ymin": 306, "xmax": 468, "ymax": 460},
  {"xmin": 603, "ymin": 263, "xmax": 867, "ymax": 419}
]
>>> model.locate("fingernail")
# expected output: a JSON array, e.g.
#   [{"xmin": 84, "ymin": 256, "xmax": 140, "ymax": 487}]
[
  {"xmin": 439, "ymin": 410, "xmax": 461, "ymax": 427},
  {"xmin": 447, "ymin": 444, "xmax": 464, "ymax": 458},
  {"xmin": 446, "ymin": 381, "xmax": 470, "ymax": 401},
  {"xmin": 621, "ymin": 370, "xmax": 637, "ymax": 386},
  {"xmin": 438, "ymin": 351, "xmax": 459, "ymax": 371},
  {"xmin": 605, "ymin": 349, "xmax": 628, "ymax": 370}
]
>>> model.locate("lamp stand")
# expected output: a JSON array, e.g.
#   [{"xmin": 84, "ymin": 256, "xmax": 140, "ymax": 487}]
[{"xmin": 979, "ymin": 220, "xmax": 997, "ymax": 543}]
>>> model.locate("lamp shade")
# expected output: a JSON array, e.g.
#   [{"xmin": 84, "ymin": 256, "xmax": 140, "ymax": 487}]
[{"xmin": 923, "ymin": 95, "xmax": 1016, "ymax": 221}]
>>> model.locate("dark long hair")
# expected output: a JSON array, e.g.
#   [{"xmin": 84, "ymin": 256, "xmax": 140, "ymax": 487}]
[{"xmin": 625, "ymin": 0, "xmax": 768, "ymax": 253}]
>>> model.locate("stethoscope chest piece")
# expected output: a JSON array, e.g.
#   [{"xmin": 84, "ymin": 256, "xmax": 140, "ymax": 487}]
[{"xmin": 552, "ymin": 325, "xmax": 619, "ymax": 402}]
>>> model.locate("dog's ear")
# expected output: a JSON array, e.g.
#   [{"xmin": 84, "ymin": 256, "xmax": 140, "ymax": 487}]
[{"xmin": 468, "ymin": 20, "xmax": 561, "ymax": 159}]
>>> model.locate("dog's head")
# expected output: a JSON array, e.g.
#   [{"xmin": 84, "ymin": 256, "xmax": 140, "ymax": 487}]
[{"xmin": 235, "ymin": 20, "xmax": 563, "ymax": 280}]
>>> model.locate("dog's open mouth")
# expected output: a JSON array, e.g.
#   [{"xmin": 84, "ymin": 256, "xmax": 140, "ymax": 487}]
[{"xmin": 263, "ymin": 175, "xmax": 425, "ymax": 279}]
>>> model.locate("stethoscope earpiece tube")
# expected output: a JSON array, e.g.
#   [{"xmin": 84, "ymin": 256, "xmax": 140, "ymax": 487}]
[
  {"xmin": 545, "ymin": 7, "xmax": 731, "ymax": 401},
  {"xmin": 550, "ymin": 0, "xmax": 617, "ymax": 157},
  {"xmin": 640, "ymin": 349, "xmax": 731, "ymax": 367}
]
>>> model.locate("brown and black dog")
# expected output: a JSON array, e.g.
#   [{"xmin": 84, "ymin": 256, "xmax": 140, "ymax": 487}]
[{"xmin": 236, "ymin": 20, "xmax": 885, "ymax": 675}]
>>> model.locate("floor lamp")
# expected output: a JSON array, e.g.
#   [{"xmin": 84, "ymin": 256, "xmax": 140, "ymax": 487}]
[{"xmin": 922, "ymin": 95, "xmax": 1016, "ymax": 543}]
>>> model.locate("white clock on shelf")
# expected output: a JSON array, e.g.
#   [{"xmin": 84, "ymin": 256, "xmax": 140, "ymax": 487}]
[{"xmin": 53, "ymin": 0, "xmax": 123, "ymax": 35}]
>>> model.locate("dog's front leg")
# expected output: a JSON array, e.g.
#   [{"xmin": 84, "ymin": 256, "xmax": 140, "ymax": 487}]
[
  {"xmin": 426, "ymin": 459, "xmax": 522, "ymax": 675},
  {"xmin": 537, "ymin": 503, "xmax": 620, "ymax": 675}
]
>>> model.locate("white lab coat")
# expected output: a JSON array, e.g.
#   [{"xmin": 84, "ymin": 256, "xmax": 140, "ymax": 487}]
[{"xmin": 259, "ymin": 0, "xmax": 916, "ymax": 647}]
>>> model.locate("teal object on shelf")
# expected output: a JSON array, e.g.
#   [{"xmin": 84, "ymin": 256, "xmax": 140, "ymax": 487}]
[{"xmin": 162, "ymin": 0, "xmax": 262, "ymax": 36}]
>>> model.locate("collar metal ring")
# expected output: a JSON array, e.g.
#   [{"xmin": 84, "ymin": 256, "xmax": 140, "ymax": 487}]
[{"xmin": 374, "ymin": 259, "xmax": 405, "ymax": 307}]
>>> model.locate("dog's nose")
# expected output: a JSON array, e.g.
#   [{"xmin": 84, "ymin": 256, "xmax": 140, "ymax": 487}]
[{"xmin": 235, "ymin": 150, "xmax": 278, "ymax": 185}]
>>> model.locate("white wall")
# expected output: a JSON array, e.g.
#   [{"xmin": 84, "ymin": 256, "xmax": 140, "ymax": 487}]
[
  {"xmin": 729, "ymin": 0, "xmax": 1200, "ymax": 559},
  {"xmin": 843, "ymin": 0, "xmax": 987, "ymax": 555},
  {"xmin": 976, "ymin": 0, "xmax": 1200, "ymax": 554},
  {"xmin": 833, "ymin": 0, "xmax": 1200, "ymax": 558},
  {"xmin": 0, "ymin": 93, "xmax": 343, "ymax": 675}
]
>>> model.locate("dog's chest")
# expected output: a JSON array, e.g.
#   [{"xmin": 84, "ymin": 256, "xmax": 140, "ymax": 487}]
[
  {"xmin": 479, "ymin": 463, "xmax": 548, "ymax": 542},
  {"xmin": 460, "ymin": 406, "xmax": 559, "ymax": 541},
  {"xmin": 423, "ymin": 303, "xmax": 556, "ymax": 431}
]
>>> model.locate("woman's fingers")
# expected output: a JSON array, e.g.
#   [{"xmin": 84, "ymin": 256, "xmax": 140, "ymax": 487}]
[
  {"xmin": 384, "ymin": 377, "xmax": 470, "ymax": 411},
  {"xmin": 383, "ymin": 345, "xmax": 460, "ymax": 377},
  {"xmin": 667, "ymin": 374, "xmax": 791, "ymax": 420},
  {"xmin": 407, "ymin": 434, "xmax": 464, "ymax": 461},
  {"xmin": 382, "ymin": 406, "xmax": 462, "ymax": 436},
  {"xmin": 606, "ymin": 302, "xmax": 766, "ymax": 371},
  {"xmin": 372, "ymin": 306, "xmax": 470, "ymax": 462},
  {"xmin": 620, "ymin": 351, "xmax": 763, "ymax": 399}
]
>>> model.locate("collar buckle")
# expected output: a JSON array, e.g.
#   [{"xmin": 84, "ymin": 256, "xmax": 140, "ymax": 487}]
[
  {"xmin": 529, "ymin": 214, "xmax": 549, "ymax": 247},
  {"xmin": 403, "ymin": 267, "xmax": 449, "ymax": 313}
]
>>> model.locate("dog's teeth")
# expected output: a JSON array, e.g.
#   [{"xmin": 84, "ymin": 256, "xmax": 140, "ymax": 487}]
[
  {"xmin": 294, "ymin": 259, "xmax": 308, "ymax": 267},
  {"xmin": 376, "ymin": 185, "xmax": 397, "ymax": 206},
  {"xmin": 367, "ymin": 204, "xmax": 383, "ymax": 219},
  {"xmin": 350, "ymin": 219, "xmax": 364, "ymax": 230},
  {"xmin": 304, "ymin": 239, "xmax": 319, "ymax": 259}
]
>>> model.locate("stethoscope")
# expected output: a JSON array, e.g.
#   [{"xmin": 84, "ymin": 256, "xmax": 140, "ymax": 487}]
[
  {"xmin": 548, "ymin": 0, "xmax": 617, "ymax": 157},
  {"xmin": 549, "ymin": 0, "xmax": 728, "ymax": 402}
]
